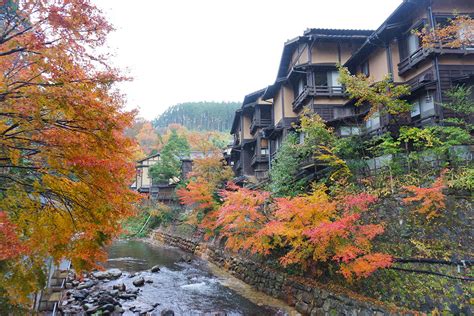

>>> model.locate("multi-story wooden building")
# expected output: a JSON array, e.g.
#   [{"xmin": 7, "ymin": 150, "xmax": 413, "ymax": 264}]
[
  {"xmin": 134, "ymin": 153, "xmax": 160, "ymax": 193},
  {"xmin": 230, "ymin": 89, "xmax": 272, "ymax": 183},
  {"xmin": 345, "ymin": 0, "xmax": 474, "ymax": 134},
  {"xmin": 230, "ymin": 0, "xmax": 474, "ymax": 184}
]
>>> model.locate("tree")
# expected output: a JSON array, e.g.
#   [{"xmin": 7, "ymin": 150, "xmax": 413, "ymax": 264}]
[
  {"xmin": 153, "ymin": 101, "xmax": 241, "ymax": 132},
  {"xmin": 257, "ymin": 186, "xmax": 391, "ymax": 280},
  {"xmin": 268, "ymin": 133, "xmax": 307, "ymax": 197},
  {"xmin": 338, "ymin": 66, "xmax": 412, "ymax": 119},
  {"xmin": 403, "ymin": 171, "xmax": 447, "ymax": 220},
  {"xmin": 0, "ymin": 0, "xmax": 138, "ymax": 308},
  {"xmin": 215, "ymin": 183, "xmax": 271, "ymax": 254},
  {"xmin": 176, "ymin": 155, "xmax": 233, "ymax": 232},
  {"xmin": 417, "ymin": 14, "xmax": 474, "ymax": 49},
  {"xmin": 134, "ymin": 121, "xmax": 162, "ymax": 155},
  {"xmin": 149, "ymin": 129, "xmax": 190, "ymax": 183}
]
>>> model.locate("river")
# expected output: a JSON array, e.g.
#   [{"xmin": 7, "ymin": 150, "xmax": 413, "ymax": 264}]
[{"xmin": 103, "ymin": 239, "xmax": 291, "ymax": 315}]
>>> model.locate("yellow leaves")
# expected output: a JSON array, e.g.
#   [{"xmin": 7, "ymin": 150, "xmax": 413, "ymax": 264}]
[{"xmin": 337, "ymin": 66, "xmax": 412, "ymax": 117}]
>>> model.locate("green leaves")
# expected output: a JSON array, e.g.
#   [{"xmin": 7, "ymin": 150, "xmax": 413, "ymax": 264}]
[
  {"xmin": 149, "ymin": 129, "xmax": 190, "ymax": 183},
  {"xmin": 338, "ymin": 66, "xmax": 412, "ymax": 117}
]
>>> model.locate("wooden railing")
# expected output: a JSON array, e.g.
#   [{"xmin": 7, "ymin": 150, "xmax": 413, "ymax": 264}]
[
  {"xmin": 293, "ymin": 85, "xmax": 346, "ymax": 110},
  {"xmin": 250, "ymin": 118, "xmax": 272, "ymax": 133},
  {"xmin": 398, "ymin": 43, "xmax": 474, "ymax": 75}
]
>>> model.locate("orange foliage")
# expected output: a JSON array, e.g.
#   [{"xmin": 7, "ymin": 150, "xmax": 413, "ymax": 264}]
[
  {"xmin": 135, "ymin": 121, "xmax": 162, "ymax": 155},
  {"xmin": 177, "ymin": 181, "xmax": 216, "ymax": 212},
  {"xmin": 0, "ymin": 0, "xmax": 139, "ymax": 304},
  {"xmin": 177, "ymin": 155, "xmax": 233, "ymax": 233},
  {"xmin": 215, "ymin": 183, "xmax": 271, "ymax": 254},
  {"xmin": 0, "ymin": 212, "xmax": 27, "ymax": 261},
  {"xmin": 403, "ymin": 173, "xmax": 447, "ymax": 220},
  {"xmin": 256, "ymin": 187, "xmax": 391, "ymax": 279},
  {"xmin": 418, "ymin": 15, "xmax": 474, "ymax": 49}
]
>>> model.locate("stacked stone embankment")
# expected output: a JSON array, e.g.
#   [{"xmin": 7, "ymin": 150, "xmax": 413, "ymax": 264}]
[{"xmin": 153, "ymin": 230, "xmax": 414, "ymax": 316}]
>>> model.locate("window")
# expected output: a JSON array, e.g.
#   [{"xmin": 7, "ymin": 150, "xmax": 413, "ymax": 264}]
[
  {"xmin": 260, "ymin": 138, "xmax": 269, "ymax": 155},
  {"xmin": 328, "ymin": 71, "xmax": 340, "ymax": 86},
  {"xmin": 340, "ymin": 126, "xmax": 361, "ymax": 136},
  {"xmin": 411, "ymin": 92, "xmax": 435, "ymax": 118},
  {"xmin": 294, "ymin": 77, "xmax": 306, "ymax": 96},
  {"xmin": 411, "ymin": 100, "xmax": 421, "ymax": 117},
  {"xmin": 366, "ymin": 112, "xmax": 380, "ymax": 130},
  {"xmin": 420, "ymin": 92, "xmax": 435, "ymax": 116},
  {"xmin": 407, "ymin": 33, "xmax": 420, "ymax": 56},
  {"xmin": 314, "ymin": 71, "xmax": 328, "ymax": 86},
  {"xmin": 361, "ymin": 61, "xmax": 370, "ymax": 77}
]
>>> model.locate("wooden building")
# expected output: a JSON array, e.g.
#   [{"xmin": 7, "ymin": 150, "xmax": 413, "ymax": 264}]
[
  {"xmin": 344, "ymin": 0, "xmax": 474, "ymax": 134},
  {"xmin": 230, "ymin": 0, "xmax": 474, "ymax": 185},
  {"xmin": 134, "ymin": 153, "xmax": 160, "ymax": 193}
]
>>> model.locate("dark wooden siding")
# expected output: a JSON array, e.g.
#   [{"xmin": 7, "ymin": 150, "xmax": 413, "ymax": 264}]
[{"xmin": 438, "ymin": 65, "xmax": 474, "ymax": 119}]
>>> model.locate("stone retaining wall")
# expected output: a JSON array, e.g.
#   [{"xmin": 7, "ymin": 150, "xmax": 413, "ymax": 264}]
[{"xmin": 152, "ymin": 231, "xmax": 414, "ymax": 316}]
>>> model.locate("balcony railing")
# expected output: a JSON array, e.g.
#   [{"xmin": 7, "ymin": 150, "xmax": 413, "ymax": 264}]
[
  {"xmin": 251, "ymin": 154, "xmax": 269, "ymax": 166},
  {"xmin": 398, "ymin": 44, "xmax": 474, "ymax": 75},
  {"xmin": 293, "ymin": 85, "xmax": 346, "ymax": 110},
  {"xmin": 250, "ymin": 118, "xmax": 272, "ymax": 134},
  {"xmin": 398, "ymin": 47, "xmax": 431, "ymax": 75}
]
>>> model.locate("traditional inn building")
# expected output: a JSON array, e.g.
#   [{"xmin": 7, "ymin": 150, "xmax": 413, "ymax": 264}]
[
  {"xmin": 135, "ymin": 153, "xmax": 160, "ymax": 193},
  {"xmin": 229, "ymin": 0, "xmax": 474, "ymax": 184}
]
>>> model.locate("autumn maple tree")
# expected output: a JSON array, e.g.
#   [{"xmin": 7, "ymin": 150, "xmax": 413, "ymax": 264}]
[
  {"xmin": 403, "ymin": 172, "xmax": 447, "ymax": 220},
  {"xmin": 0, "ymin": 0, "xmax": 138, "ymax": 307},
  {"xmin": 256, "ymin": 186, "xmax": 391, "ymax": 279},
  {"xmin": 215, "ymin": 183, "xmax": 271, "ymax": 253},
  {"xmin": 417, "ymin": 14, "xmax": 474, "ymax": 49},
  {"xmin": 177, "ymin": 155, "xmax": 233, "ymax": 232}
]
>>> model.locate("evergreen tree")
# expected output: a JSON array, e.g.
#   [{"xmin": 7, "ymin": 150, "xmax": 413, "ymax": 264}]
[
  {"xmin": 153, "ymin": 102, "xmax": 241, "ymax": 132},
  {"xmin": 150, "ymin": 130, "xmax": 190, "ymax": 183},
  {"xmin": 268, "ymin": 133, "xmax": 308, "ymax": 197}
]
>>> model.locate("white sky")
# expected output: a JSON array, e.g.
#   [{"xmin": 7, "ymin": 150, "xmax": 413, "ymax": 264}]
[{"xmin": 95, "ymin": 0, "xmax": 403, "ymax": 119}]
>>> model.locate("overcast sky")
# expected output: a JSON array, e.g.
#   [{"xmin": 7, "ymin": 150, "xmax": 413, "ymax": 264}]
[{"xmin": 95, "ymin": 0, "xmax": 403, "ymax": 120}]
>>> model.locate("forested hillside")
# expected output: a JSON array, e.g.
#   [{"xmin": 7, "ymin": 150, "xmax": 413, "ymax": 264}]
[{"xmin": 153, "ymin": 102, "xmax": 241, "ymax": 132}]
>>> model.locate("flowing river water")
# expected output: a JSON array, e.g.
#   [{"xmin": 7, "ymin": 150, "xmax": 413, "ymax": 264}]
[{"xmin": 103, "ymin": 239, "xmax": 293, "ymax": 316}]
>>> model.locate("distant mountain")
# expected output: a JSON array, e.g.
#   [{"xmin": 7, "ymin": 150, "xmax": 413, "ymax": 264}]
[{"xmin": 152, "ymin": 102, "xmax": 241, "ymax": 132}]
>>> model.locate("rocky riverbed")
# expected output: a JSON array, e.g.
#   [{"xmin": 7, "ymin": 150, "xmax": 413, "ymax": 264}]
[{"xmin": 59, "ymin": 239, "xmax": 288, "ymax": 315}]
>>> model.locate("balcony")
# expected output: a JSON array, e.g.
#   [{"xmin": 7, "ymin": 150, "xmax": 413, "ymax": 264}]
[
  {"xmin": 398, "ymin": 44, "xmax": 474, "ymax": 75},
  {"xmin": 398, "ymin": 47, "xmax": 431, "ymax": 75},
  {"xmin": 250, "ymin": 118, "xmax": 272, "ymax": 134},
  {"xmin": 251, "ymin": 154, "xmax": 269, "ymax": 166},
  {"xmin": 293, "ymin": 85, "xmax": 346, "ymax": 111}
]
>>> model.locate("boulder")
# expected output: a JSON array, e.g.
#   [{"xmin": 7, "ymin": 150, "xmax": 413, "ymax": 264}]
[
  {"xmin": 100, "ymin": 303, "xmax": 115, "ymax": 312},
  {"xmin": 180, "ymin": 254, "xmax": 192, "ymax": 263},
  {"xmin": 132, "ymin": 277, "xmax": 145, "ymax": 287},
  {"xmin": 77, "ymin": 281, "xmax": 95, "ymax": 290},
  {"xmin": 107, "ymin": 268, "xmax": 122, "ymax": 279},
  {"xmin": 92, "ymin": 271, "xmax": 109, "ymax": 280},
  {"xmin": 98, "ymin": 294, "xmax": 116, "ymax": 306},
  {"xmin": 83, "ymin": 303, "xmax": 99, "ymax": 313},
  {"xmin": 118, "ymin": 293, "xmax": 136, "ymax": 300},
  {"xmin": 161, "ymin": 309, "xmax": 175, "ymax": 316},
  {"xmin": 113, "ymin": 283, "xmax": 126, "ymax": 292},
  {"xmin": 72, "ymin": 290, "xmax": 89, "ymax": 300},
  {"xmin": 150, "ymin": 265, "xmax": 161, "ymax": 273},
  {"xmin": 145, "ymin": 278, "xmax": 154, "ymax": 284}
]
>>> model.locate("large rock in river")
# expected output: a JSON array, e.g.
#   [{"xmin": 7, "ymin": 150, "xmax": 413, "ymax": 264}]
[{"xmin": 132, "ymin": 277, "xmax": 145, "ymax": 287}]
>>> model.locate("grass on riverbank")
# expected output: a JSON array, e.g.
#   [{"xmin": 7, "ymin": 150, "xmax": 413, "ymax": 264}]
[{"xmin": 121, "ymin": 203, "xmax": 177, "ymax": 238}]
